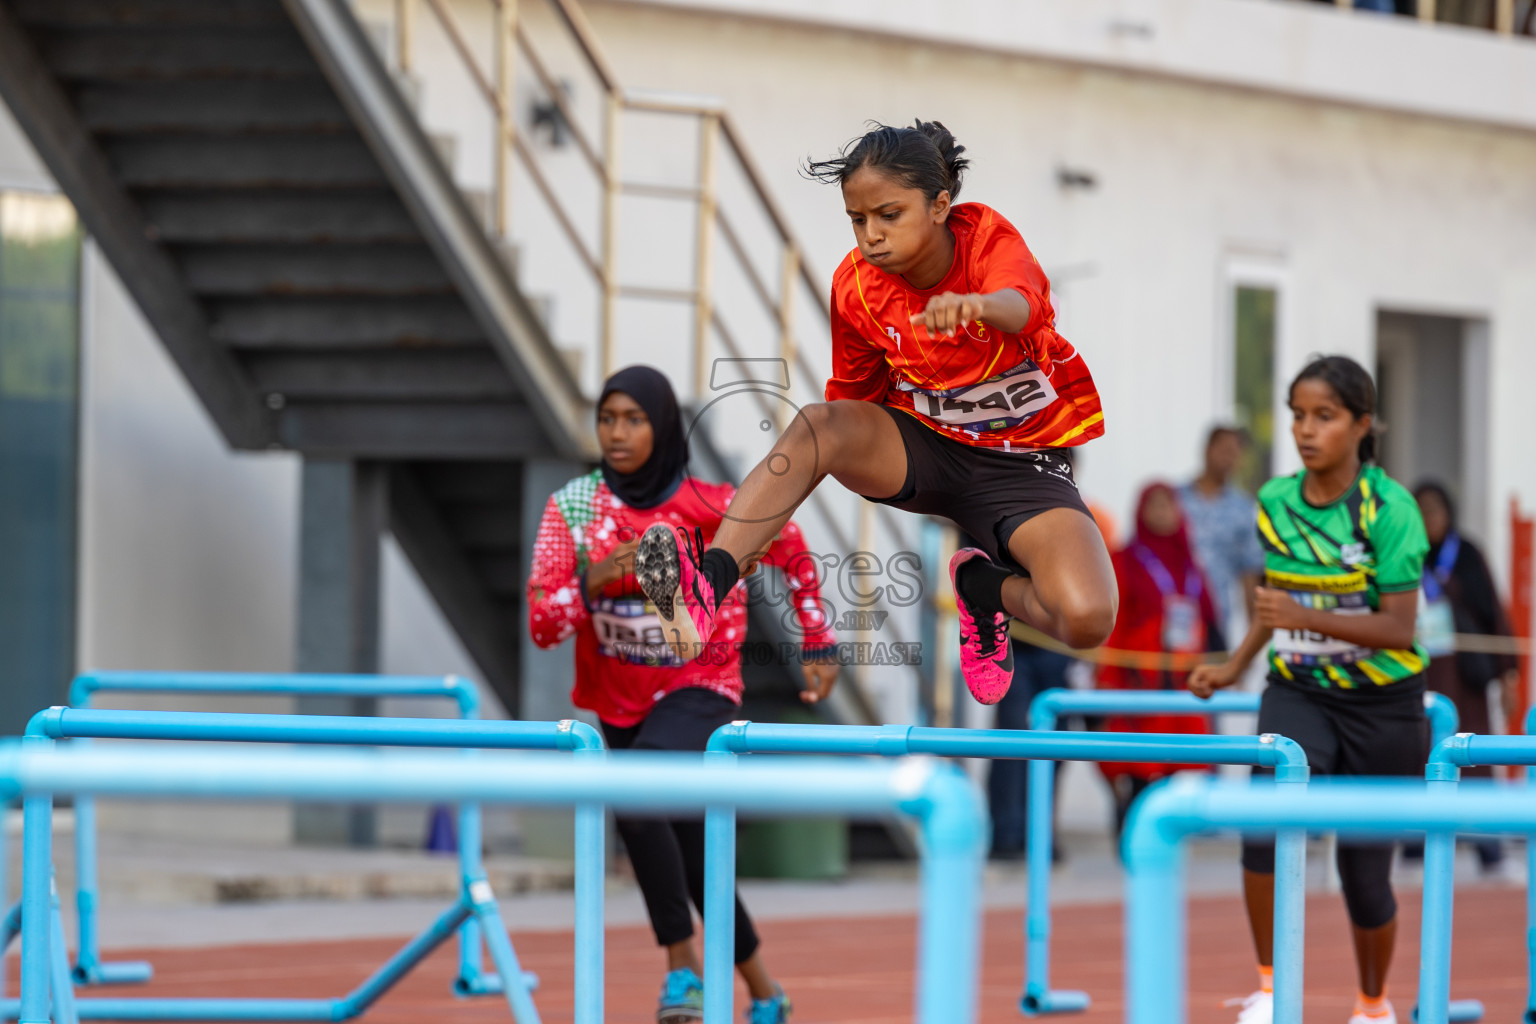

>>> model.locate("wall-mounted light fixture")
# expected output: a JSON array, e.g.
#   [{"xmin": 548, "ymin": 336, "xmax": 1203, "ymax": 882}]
[
  {"xmin": 531, "ymin": 79, "xmax": 573, "ymax": 148},
  {"xmin": 1056, "ymin": 166, "xmax": 1098, "ymax": 191}
]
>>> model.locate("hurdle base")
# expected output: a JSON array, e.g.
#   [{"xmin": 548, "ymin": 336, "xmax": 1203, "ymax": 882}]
[
  {"xmin": 1448, "ymin": 1001, "xmax": 1485, "ymax": 1023},
  {"xmin": 1411, "ymin": 999, "xmax": 1485, "ymax": 1023},
  {"xmin": 72, "ymin": 960, "xmax": 154, "ymax": 986},
  {"xmin": 1019, "ymin": 987, "xmax": 1090, "ymax": 1016},
  {"xmin": 453, "ymin": 970, "xmax": 541, "ymax": 998},
  {"xmin": 1, "ymin": 996, "xmax": 341, "ymax": 1020}
]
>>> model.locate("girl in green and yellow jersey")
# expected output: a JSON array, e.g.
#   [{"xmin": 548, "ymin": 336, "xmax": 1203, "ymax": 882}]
[{"xmin": 1190, "ymin": 355, "xmax": 1430, "ymax": 1024}]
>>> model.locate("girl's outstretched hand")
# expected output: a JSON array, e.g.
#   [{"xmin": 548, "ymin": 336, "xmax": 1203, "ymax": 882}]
[
  {"xmin": 1188, "ymin": 661, "xmax": 1239, "ymax": 700},
  {"xmin": 910, "ymin": 291, "xmax": 985, "ymax": 338}
]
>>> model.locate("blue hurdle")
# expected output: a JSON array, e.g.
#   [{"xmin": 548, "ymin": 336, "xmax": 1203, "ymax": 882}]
[
  {"xmin": 704, "ymin": 722, "xmax": 1309, "ymax": 1024},
  {"xmin": 1422, "ymin": 727, "xmax": 1536, "ymax": 1024},
  {"xmin": 1023, "ymin": 687, "xmax": 1462, "ymax": 1016},
  {"xmin": 0, "ymin": 742, "xmax": 986, "ymax": 1024},
  {"xmin": 1124, "ymin": 778, "xmax": 1527, "ymax": 1024},
  {"xmin": 61, "ymin": 671, "xmax": 479, "ymax": 989},
  {"xmin": 9, "ymin": 707, "xmax": 606, "ymax": 1024}
]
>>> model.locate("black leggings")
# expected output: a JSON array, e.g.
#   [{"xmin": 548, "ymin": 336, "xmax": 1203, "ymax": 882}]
[
  {"xmin": 1240, "ymin": 681, "xmax": 1428, "ymax": 930},
  {"xmin": 600, "ymin": 687, "xmax": 760, "ymax": 964}
]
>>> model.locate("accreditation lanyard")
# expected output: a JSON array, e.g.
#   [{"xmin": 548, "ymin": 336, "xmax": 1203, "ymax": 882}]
[
  {"xmin": 1132, "ymin": 544, "xmax": 1203, "ymax": 654},
  {"xmin": 1417, "ymin": 531, "xmax": 1460, "ymax": 658},
  {"xmin": 1421, "ymin": 531, "xmax": 1461, "ymax": 603}
]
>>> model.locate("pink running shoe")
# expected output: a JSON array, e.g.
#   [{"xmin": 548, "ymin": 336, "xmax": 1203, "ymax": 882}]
[
  {"xmin": 634, "ymin": 523, "xmax": 718, "ymax": 664},
  {"xmin": 949, "ymin": 548, "xmax": 1015, "ymax": 705}
]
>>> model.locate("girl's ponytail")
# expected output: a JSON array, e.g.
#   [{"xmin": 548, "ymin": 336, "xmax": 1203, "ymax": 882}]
[
  {"xmin": 911, "ymin": 120, "xmax": 968, "ymax": 201},
  {"xmin": 804, "ymin": 119, "xmax": 969, "ymax": 202}
]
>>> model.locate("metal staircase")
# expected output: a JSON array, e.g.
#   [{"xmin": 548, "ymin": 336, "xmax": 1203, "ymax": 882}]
[{"xmin": 0, "ymin": 0, "xmax": 927, "ymax": 725}]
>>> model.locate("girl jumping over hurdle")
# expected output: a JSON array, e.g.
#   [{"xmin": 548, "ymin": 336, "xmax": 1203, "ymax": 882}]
[
  {"xmin": 633, "ymin": 120, "xmax": 1117, "ymax": 703},
  {"xmin": 1190, "ymin": 355, "xmax": 1431, "ymax": 1024},
  {"xmin": 526, "ymin": 366, "xmax": 838, "ymax": 1024}
]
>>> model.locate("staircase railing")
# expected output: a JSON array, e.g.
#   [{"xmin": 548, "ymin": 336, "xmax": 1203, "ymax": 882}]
[{"xmin": 353, "ymin": 0, "xmax": 930, "ymax": 710}]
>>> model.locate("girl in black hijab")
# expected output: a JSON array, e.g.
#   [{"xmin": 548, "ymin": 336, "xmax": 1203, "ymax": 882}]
[
  {"xmin": 598, "ymin": 365, "xmax": 690, "ymax": 509},
  {"xmin": 527, "ymin": 366, "xmax": 838, "ymax": 1024}
]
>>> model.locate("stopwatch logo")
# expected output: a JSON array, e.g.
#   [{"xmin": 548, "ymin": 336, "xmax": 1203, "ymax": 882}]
[{"xmin": 684, "ymin": 358, "xmax": 820, "ymax": 524}]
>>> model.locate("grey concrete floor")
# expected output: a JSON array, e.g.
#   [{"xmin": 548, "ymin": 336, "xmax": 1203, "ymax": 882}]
[{"xmin": 14, "ymin": 829, "xmax": 1510, "ymax": 952}]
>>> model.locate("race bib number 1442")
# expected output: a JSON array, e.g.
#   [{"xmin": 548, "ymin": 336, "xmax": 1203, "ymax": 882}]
[{"xmin": 906, "ymin": 360, "xmax": 1058, "ymax": 433}]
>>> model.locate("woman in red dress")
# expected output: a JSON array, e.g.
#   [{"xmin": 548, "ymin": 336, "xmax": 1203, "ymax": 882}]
[{"xmin": 1096, "ymin": 482, "xmax": 1226, "ymax": 836}]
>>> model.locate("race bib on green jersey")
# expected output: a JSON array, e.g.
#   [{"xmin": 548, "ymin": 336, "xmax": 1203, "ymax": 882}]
[{"xmin": 1256, "ymin": 466, "xmax": 1429, "ymax": 692}]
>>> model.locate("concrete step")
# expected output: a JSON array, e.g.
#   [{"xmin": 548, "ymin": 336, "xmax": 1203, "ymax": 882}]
[
  {"xmin": 43, "ymin": 26, "xmax": 318, "ymax": 80},
  {"xmin": 274, "ymin": 400, "xmax": 542, "ymax": 459},
  {"xmin": 177, "ymin": 244, "xmax": 456, "ymax": 297},
  {"xmin": 429, "ymin": 132, "xmax": 457, "ymax": 176},
  {"xmin": 12, "ymin": 0, "xmax": 288, "ymax": 30},
  {"xmin": 558, "ymin": 343, "xmax": 581, "ymax": 381},
  {"xmin": 107, "ymin": 135, "xmax": 387, "ymax": 189},
  {"xmin": 243, "ymin": 349, "xmax": 519, "ymax": 403},
  {"xmin": 78, "ymin": 80, "xmax": 351, "ymax": 134},
  {"xmin": 459, "ymin": 187, "xmax": 494, "ymax": 234},
  {"xmin": 143, "ymin": 191, "xmax": 420, "ymax": 246},
  {"xmin": 209, "ymin": 296, "xmax": 484, "ymax": 348}
]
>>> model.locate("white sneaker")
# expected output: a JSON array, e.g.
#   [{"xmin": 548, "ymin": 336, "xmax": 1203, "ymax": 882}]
[
  {"xmin": 1347, "ymin": 1000, "xmax": 1396, "ymax": 1024},
  {"xmin": 1223, "ymin": 990, "xmax": 1272, "ymax": 1024}
]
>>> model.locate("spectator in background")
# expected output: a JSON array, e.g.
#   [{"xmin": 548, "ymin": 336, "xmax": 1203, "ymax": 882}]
[
  {"xmin": 986, "ymin": 450, "xmax": 1117, "ymax": 861},
  {"xmin": 1405, "ymin": 481, "xmax": 1520, "ymax": 873},
  {"xmin": 1096, "ymin": 483, "xmax": 1226, "ymax": 838},
  {"xmin": 1180, "ymin": 426, "xmax": 1265, "ymax": 640}
]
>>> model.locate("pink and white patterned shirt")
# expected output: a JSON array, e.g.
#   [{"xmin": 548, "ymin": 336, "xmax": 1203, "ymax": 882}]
[{"xmin": 527, "ymin": 471, "xmax": 836, "ymax": 727}]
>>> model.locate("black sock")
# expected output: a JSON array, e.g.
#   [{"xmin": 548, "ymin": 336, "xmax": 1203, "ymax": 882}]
[
  {"xmin": 956, "ymin": 556, "xmax": 1010, "ymax": 617},
  {"xmin": 701, "ymin": 548, "xmax": 740, "ymax": 610}
]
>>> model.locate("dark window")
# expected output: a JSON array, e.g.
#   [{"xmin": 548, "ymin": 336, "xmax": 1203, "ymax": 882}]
[{"xmin": 1233, "ymin": 285, "xmax": 1276, "ymax": 494}]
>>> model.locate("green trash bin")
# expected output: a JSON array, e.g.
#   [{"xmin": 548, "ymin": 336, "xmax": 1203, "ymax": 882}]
[
  {"xmin": 736, "ymin": 816, "xmax": 849, "ymax": 880},
  {"xmin": 731, "ymin": 706, "xmax": 849, "ymax": 879}
]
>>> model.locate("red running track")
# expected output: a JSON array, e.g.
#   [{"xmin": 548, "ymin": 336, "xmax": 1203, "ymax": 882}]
[{"xmin": 35, "ymin": 887, "xmax": 1526, "ymax": 1022}]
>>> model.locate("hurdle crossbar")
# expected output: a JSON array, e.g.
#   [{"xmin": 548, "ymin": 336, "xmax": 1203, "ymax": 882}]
[
  {"xmin": 0, "ymin": 744, "xmax": 985, "ymax": 1024},
  {"xmin": 61, "ymin": 671, "xmax": 478, "ymax": 989},
  {"xmin": 704, "ymin": 722, "xmax": 1308, "ymax": 1024},
  {"xmin": 13, "ymin": 707, "xmax": 605, "ymax": 1024},
  {"xmin": 1124, "ymin": 778, "xmax": 1526, "ymax": 1024},
  {"xmin": 1421, "ymin": 729, "xmax": 1536, "ymax": 1024}
]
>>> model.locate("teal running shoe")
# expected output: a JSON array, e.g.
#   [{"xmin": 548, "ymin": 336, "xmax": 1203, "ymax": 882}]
[
  {"xmin": 746, "ymin": 984, "xmax": 791, "ymax": 1024},
  {"xmin": 656, "ymin": 967, "xmax": 704, "ymax": 1024}
]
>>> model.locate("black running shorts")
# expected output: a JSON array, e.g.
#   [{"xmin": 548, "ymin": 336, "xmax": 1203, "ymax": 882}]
[
  {"xmin": 1240, "ymin": 679, "xmax": 1429, "ymax": 929},
  {"xmin": 865, "ymin": 406, "xmax": 1093, "ymax": 574}
]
